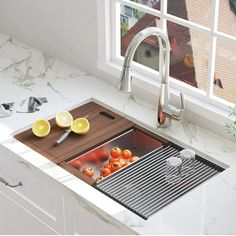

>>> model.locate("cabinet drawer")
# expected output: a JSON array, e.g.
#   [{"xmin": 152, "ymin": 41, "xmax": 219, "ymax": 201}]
[
  {"xmin": 0, "ymin": 190, "xmax": 58, "ymax": 234},
  {"xmin": 0, "ymin": 144, "xmax": 64, "ymax": 233}
]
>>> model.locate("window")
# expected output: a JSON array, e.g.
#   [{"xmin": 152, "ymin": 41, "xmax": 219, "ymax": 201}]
[{"xmin": 97, "ymin": 0, "xmax": 236, "ymax": 120}]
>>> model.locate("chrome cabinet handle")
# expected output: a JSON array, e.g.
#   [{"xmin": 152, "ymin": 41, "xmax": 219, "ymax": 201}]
[{"xmin": 0, "ymin": 177, "xmax": 22, "ymax": 188}]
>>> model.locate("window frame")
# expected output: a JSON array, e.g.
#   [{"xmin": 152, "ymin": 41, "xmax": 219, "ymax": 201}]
[{"xmin": 97, "ymin": 0, "xmax": 236, "ymax": 127}]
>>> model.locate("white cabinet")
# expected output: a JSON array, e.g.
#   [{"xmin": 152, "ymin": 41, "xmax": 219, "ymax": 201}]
[
  {"xmin": 0, "ymin": 188, "xmax": 57, "ymax": 234},
  {"xmin": 63, "ymin": 192, "xmax": 134, "ymax": 235},
  {"xmin": 0, "ymin": 144, "xmax": 133, "ymax": 234},
  {"xmin": 0, "ymin": 144, "xmax": 64, "ymax": 234}
]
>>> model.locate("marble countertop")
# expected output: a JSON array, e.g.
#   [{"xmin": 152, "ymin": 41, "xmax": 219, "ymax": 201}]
[{"xmin": 0, "ymin": 32, "xmax": 236, "ymax": 235}]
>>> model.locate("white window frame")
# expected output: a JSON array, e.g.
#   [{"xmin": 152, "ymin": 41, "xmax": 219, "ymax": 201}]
[{"xmin": 97, "ymin": 0, "xmax": 236, "ymax": 127}]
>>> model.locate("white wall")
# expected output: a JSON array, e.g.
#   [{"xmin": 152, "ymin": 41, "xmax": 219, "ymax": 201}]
[
  {"xmin": 0, "ymin": 0, "xmax": 111, "ymax": 81},
  {"xmin": 0, "ymin": 0, "xmax": 232, "ymax": 138}
]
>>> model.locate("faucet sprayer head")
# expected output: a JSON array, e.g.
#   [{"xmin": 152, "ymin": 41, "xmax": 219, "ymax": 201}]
[{"xmin": 118, "ymin": 65, "xmax": 132, "ymax": 93}]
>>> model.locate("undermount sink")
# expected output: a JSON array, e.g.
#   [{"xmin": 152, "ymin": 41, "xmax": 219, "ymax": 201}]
[
  {"xmin": 65, "ymin": 125, "xmax": 225, "ymax": 220},
  {"xmin": 14, "ymin": 100, "xmax": 226, "ymax": 220},
  {"xmin": 65, "ymin": 127, "xmax": 164, "ymax": 182}
]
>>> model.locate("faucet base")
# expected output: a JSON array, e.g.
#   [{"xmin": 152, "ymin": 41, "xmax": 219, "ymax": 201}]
[{"xmin": 158, "ymin": 117, "xmax": 171, "ymax": 128}]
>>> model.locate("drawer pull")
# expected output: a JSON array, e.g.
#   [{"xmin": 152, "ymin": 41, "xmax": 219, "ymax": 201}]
[{"xmin": 0, "ymin": 177, "xmax": 22, "ymax": 188}]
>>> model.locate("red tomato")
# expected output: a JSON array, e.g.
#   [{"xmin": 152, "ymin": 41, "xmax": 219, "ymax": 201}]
[
  {"xmin": 109, "ymin": 157, "xmax": 120, "ymax": 164},
  {"xmin": 100, "ymin": 168, "xmax": 112, "ymax": 177},
  {"xmin": 70, "ymin": 159, "xmax": 82, "ymax": 169},
  {"xmin": 103, "ymin": 163, "xmax": 112, "ymax": 170},
  {"xmin": 130, "ymin": 156, "xmax": 140, "ymax": 162},
  {"xmin": 110, "ymin": 162, "xmax": 122, "ymax": 172},
  {"xmin": 124, "ymin": 161, "xmax": 131, "ymax": 166},
  {"xmin": 82, "ymin": 167, "xmax": 94, "ymax": 177},
  {"xmin": 122, "ymin": 149, "xmax": 132, "ymax": 159},
  {"xmin": 82, "ymin": 152, "xmax": 97, "ymax": 164},
  {"xmin": 95, "ymin": 148, "xmax": 109, "ymax": 162},
  {"xmin": 110, "ymin": 146, "xmax": 122, "ymax": 158},
  {"xmin": 118, "ymin": 157, "xmax": 126, "ymax": 167}
]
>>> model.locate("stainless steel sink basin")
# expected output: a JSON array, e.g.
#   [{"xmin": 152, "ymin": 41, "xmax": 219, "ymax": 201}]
[
  {"xmin": 67, "ymin": 127, "xmax": 165, "ymax": 182},
  {"xmin": 66, "ymin": 121, "xmax": 225, "ymax": 220}
]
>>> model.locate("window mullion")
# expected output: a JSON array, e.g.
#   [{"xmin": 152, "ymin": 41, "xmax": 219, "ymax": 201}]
[
  {"xmin": 111, "ymin": 0, "xmax": 121, "ymax": 59},
  {"xmin": 207, "ymin": 0, "xmax": 219, "ymax": 97},
  {"xmin": 160, "ymin": 0, "xmax": 167, "ymax": 32},
  {"xmin": 118, "ymin": 0, "xmax": 161, "ymax": 16}
]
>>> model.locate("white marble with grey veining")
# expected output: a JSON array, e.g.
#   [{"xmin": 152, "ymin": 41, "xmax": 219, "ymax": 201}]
[{"xmin": 0, "ymin": 32, "xmax": 236, "ymax": 234}]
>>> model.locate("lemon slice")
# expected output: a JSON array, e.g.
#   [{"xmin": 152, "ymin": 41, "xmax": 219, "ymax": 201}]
[
  {"xmin": 71, "ymin": 118, "xmax": 90, "ymax": 134},
  {"xmin": 32, "ymin": 120, "xmax": 51, "ymax": 138},
  {"xmin": 55, "ymin": 111, "xmax": 73, "ymax": 128}
]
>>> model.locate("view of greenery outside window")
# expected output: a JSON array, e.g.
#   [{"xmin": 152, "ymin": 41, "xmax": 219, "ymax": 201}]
[
  {"xmin": 226, "ymin": 106, "xmax": 236, "ymax": 141},
  {"xmin": 119, "ymin": 0, "xmax": 236, "ymax": 105}
]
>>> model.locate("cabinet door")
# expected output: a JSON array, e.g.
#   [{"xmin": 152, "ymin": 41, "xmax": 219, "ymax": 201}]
[
  {"xmin": 0, "ymin": 188, "xmax": 57, "ymax": 234},
  {"xmin": 0, "ymin": 144, "xmax": 64, "ymax": 233},
  {"xmin": 63, "ymin": 191, "xmax": 134, "ymax": 235}
]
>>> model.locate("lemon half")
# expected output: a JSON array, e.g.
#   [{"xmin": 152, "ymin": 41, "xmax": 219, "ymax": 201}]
[
  {"xmin": 55, "ymin": 111, "xmax": 73, "ymax": 128},
  {"xmin": 71, "ymin": 118, "xmax": 90, "ymax": 134},
  {"xmin": 32, "ymin": 119, "xmax": 51, "ymax": 138}
]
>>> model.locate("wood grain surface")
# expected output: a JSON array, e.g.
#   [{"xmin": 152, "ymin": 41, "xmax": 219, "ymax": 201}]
[{"xmin": 15, "ymin": 102, "xmax": 134, "ymax": 164}]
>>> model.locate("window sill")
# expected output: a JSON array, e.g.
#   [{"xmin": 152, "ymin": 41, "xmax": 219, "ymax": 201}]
[{"xmin": 97, "ymin": 59, "xmax": 234, "ymax": 139}]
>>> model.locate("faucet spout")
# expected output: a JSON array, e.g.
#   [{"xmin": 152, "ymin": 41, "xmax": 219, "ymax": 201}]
[{"xmin": 118, "ymin": 27, "xmax": 184, "ymax": 127}]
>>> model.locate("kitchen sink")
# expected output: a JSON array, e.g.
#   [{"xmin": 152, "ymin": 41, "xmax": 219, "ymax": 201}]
[
  {"xmin": 15, "ymin": 101, "xmax": 226, "ymax": 220},
  {"xmin": 63, "ymin": 125, "xmax": 225, "ymax": 220}
]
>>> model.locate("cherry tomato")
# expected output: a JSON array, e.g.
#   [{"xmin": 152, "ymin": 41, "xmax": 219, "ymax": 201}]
[
  {"xmin": 99, "ymin": 155, "xmax": 109, "ymax": 163},
  {"xmin": 122, "ymin": 149, "xmax": 133, "ymax": 159},
  {"xmin": 110, "ymin": 146, "xmax": 122, "ymax": 158},
  {"xmin": 110, "ymin": 162, "xmax": 122, "ymax": 172},
  {"xmin": 80, "ymin": 148, "xmax": 109, "ymax": 165},
  {"xmin": 70, "ymin": 159, "xmax": 82, "ymax": 169},
  {"xmin": 86, "ymin": 152, "xmax": 99, "ymax": 165},
  {"xmin": 124, "ymin": 161, "xmax": 131, "ymax": 166},
  {"xmin": 82, "ymin": 167, "xmax": 94, "ymax": 177},
  {"xmin": 103, "ymin": 163, "xmax": 112, "ymax": 170},
  {"xmin": 109, "ymin": 157, "xmax": 120, "ymax": 164},
  {"xmin": 95, "ymin": 148, "xmax": 109, "ymax": 162},
  {"xmin": 130, "ymin": 156, "xmax": 140, "ymax": 162},
  {"xmin": 100, "ymin": 167, "xmax": 112, "ymax": 177},
  {"xmin": 118, "ymin": 157, "xmax": 126, "ymax": 167}
]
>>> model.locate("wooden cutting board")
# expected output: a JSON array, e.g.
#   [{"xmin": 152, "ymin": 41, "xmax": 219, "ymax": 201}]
[{"xmin": 15, "ymin": 102, "xmax": 134, "ymax": 164}]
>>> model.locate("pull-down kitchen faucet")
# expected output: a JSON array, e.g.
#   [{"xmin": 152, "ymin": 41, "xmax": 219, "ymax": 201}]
[{"xmin": 118, "ymin": 27, "xmax": 184, "ymax": 127}]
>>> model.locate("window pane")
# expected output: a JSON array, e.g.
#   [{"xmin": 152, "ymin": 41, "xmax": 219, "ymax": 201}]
[
  {"xmin": 214, "ymin": 39, "xmax": 236, "ymax": 104},
  {"xmin": 168, "ymin": 21, "xmax": 209, "ymax": 91},
  {"xmin": 120, "ymin": 5, "xmax": 209, "ymax": 91},
  {"xmin": 218, "ymin": 0, "xmax": 236, "ymax": 38},
  {"xmin": 120, "ymin": 5, "xmax": 161, "ymax": 70},
  {"xmin": 129, "ymin": 0, "xmax": 160, "ymax": 9},
  {"xmin": 167, "ymin": 0, "xmax": 212, "ymax": 27}
]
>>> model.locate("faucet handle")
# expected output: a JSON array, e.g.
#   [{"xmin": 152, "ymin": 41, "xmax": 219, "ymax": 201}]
[
  {"xmin": 162, "ymin": 92, "xmax": 185, "ymax": 121},
  {"xmin": 171, "ymin": 92, "xmax": 185, "ymax": 120}
]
